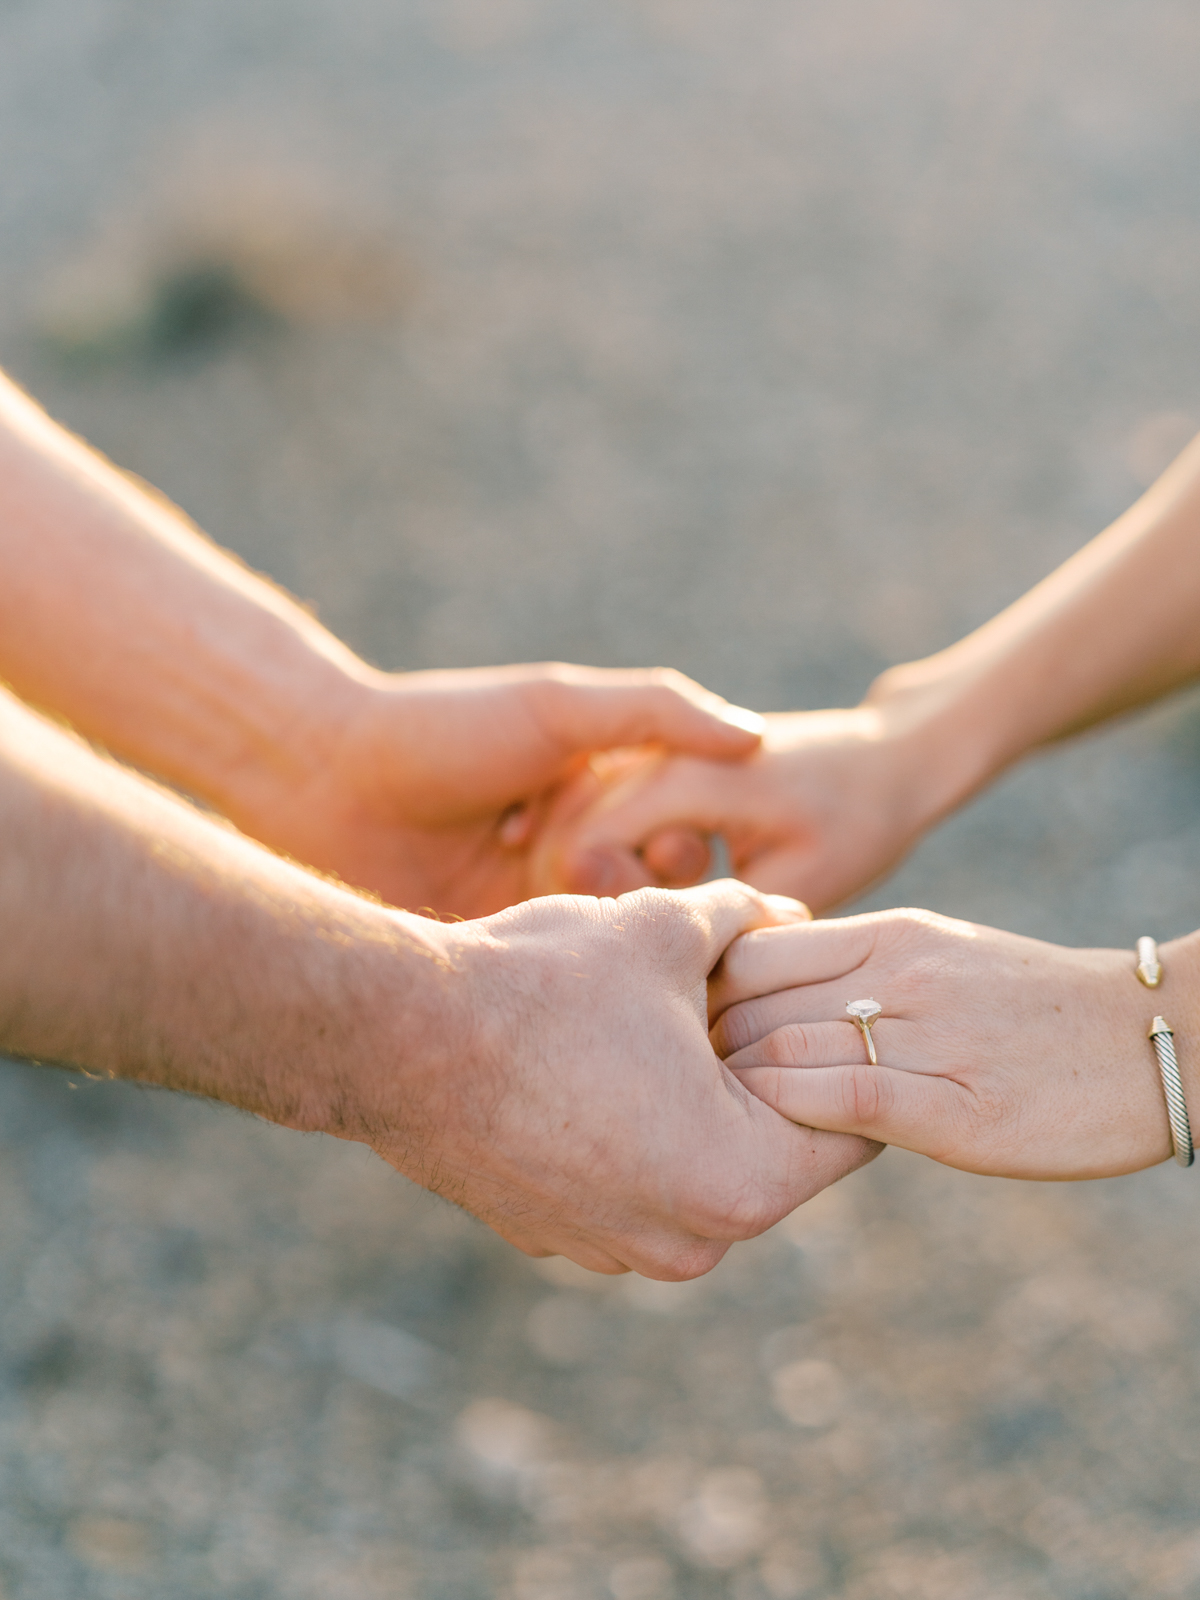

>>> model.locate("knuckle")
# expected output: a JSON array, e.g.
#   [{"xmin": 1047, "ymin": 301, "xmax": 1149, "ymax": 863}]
[
  {"xmin": 630, "ymin": 887, "xmax": 709, "ymax": 957},
  {"xmin": 715, "ymin": 1004, "xmax": 753, "ymax": 1054},
  {"xmin": 719, "ymin": 1184, "xmax": 778, "ymax": 1240},
  {"xmin": 640, "ymin": 1238, "xmax": 726, "ymax": 1282},
  {"xmin": 520, "ymin": 670, "xmax": 573, "ymax": 727},
  {"xmin": 843, "ymin": 1065, "xmax": 891, "ymax": 1127},
  {"xmin": 967, "ymin": 1079, "xmax": 1008, "ymax": 1137},
  {"xmin": 869, "ymin": 908, "xmax": 975, "ymax": 1006},
  {"xmin": 760, "ymin": 1024, "xmax": 809, "ymax": 1067},
  {"xmin": 523, "ymin": 663, "xmax": 567, "ymax": 695},
  {"xmin": 715, "ymin": 932, "xmax": 752, "ymax": 990},
  {"xmin": 682, "ymin": 1173, "xmax": 776, "ymax": 1242},
  {"xmin": 880, "ymin": 906, "xmax": 964, "ymax": 954},
  {"xmin": 648, "ymin": 665, "xmax": 693, "ymax": 695}
]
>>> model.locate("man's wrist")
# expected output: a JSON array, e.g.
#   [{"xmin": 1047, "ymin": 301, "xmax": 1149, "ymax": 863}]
[
  {"xmin": 193, "ymin": 638, "xmax": 386, "ymax": 831},
  {"xmin": 317, "ymin": 906, "xmax": 533, "ymax": 1212},
  {"xmin": 274, "ymin": 900, "xmax": 465, "ymax": 1145}
]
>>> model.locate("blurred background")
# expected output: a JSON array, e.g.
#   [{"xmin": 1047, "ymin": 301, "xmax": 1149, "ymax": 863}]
[{"xmin": 3, "ymin": 0, "xmax": 1200, "ymax": 1595}]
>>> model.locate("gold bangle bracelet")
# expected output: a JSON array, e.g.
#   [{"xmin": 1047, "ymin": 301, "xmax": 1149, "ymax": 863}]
[{"xmin": 1136, "ymin": 938, "xmax": 1194, "ymax": 1169}]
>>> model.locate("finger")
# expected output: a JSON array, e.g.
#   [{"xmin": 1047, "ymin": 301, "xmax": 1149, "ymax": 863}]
[
  {"xmin": 661, "ymin": 878, "xmax": 811, "ymax": 978},
  {"xmin": 534, "ymin": 1243, "xmax": 631, "ymax": 1275},
  {"xmin": 714, "ymin": 987, "xmax": 880, "ymax": 1055},
  {"xmin": 709, "ymin": 916, "xmax": 878, "ymax": 1017},
  {"xmin": 774, "ymin": 1123, "xmax": 885, "ymax": 1205},
  {"xmin": 562, "ymin": 834, "xmax": 709, "ymax": 895},
  {"xmin": 715, "ymin": 1017, "xmax": 863, "ymax": 1064},
  {"xmin": 542, "ymin": 752, "xmax": 729, "ymax": 895},
  {"xmin": 554, "ymin": 764, "xmax": 710, "ymax": 895},
  {"xmin": 732, "ymin": 1059, "xmax": 968, "ymax": 1152},
  {"xmin": 517, "ymin": 1212, "xmax": 732, "ymax": 1284},
  {"xmin": 715, "ymin": 1105, "xmax": 884, "ymax": 1224},
  {"xmin": 530, "ymin": 667, "xmax": 764, "ymax": 761},
  {"xmin": 562, "ymin": 754, "xmax": 741, "ymax": 867},
  {"xmin": 509, "ymin": 1217, "xmax": 730, "ymax": 1282},
  {"xmin": 495, "ymin": 1224, "xmax": 632, "ymax": 1275},
  {"xmin": 527, "ymin": 757, "xmax": 661, "ymax": 897},
  {"xmin": 641, "ymin": 826, "xmax": 712, "ymax": 887},
  {"xmin": 562, "ymin": 845, "xmax": 656, "ymax": 896},
  {"xmin": 611, "ymin": 1234, "xmax": 729, "ymax": 1282}
]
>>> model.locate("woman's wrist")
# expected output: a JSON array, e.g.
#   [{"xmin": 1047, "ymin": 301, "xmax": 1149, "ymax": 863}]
[
  {"xmin": 1081, "ymin": 933, "xmax": 1200, "ymax": 1171},
  {"xmin": 1154, "ymin": 930, "xmax": 1200, "ymax": 1123},
  {"xmin": 862, "ymin": 661, "xmax": 1005, "ymax": 838},
  {"xmin": 865, "ymin": 643, "xmax": 1042, "ymax": 836}
]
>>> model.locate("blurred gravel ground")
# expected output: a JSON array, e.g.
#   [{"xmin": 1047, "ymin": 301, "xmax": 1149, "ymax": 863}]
[{"xmin": 3, "ymin": 1, "xmax": 1200, "ymax": 1596}]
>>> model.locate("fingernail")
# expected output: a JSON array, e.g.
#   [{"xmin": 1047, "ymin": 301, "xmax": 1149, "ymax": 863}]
[
  {"xmin": 764, "ymin": 894, "xmax": 813, "ymax": 922},
  {"xmin": 718, "ymin": 705, "xmax": 765, "ymax": 736}
]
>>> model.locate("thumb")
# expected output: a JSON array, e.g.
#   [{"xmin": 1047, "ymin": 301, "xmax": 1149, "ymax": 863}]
[{"xmin": 532, "ymin": 669, "xmax": 764, "ymax": 762}]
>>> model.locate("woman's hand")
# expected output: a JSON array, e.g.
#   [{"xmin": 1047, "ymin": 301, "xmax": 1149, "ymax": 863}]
[
  {"xmin": 222, "ymin": 661, "xmax": 763, "ymax": 919},
  {"xmin": 708, "ymin": 910, "xmax": 1197, "ymax": 1180},
  {"xmin": 529, "ymin": 706, "xmax": 949, "ymax": 912}
]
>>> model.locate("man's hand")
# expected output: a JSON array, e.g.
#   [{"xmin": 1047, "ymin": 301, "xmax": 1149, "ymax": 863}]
[
  {"xmin": 0, "ymin": 691, "xmax": 874, "ymax": 1279},
  {"xmin": 372, "ymin": 880, "xmax": 878, "ymax": 1276},
  {"xmin": 0, "ymin": 374, "xmax": 763, "ymax": 921},
  {"xmin": 222, "ymin": 663, "xmax": 764, "ymax": 919},
  {"xmin": 527, "ymin": 707, "xmax": 940, "ymax": 914}
]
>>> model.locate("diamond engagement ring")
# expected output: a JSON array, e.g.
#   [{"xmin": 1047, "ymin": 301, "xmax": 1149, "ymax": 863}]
[{"xmin": 846, "ymin": 998, "xmax": 882, "ymax": 1065}]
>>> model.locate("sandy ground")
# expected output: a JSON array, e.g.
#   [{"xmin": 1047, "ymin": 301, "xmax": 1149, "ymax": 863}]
[{"xmin": 3, "ymin": 1, "xmax": 1200, "ymax": 1595}]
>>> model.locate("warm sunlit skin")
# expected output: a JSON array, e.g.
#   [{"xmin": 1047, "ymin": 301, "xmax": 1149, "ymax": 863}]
[
  {"xmin": 0, "ymin": 687, "xmax": 876, "ymax": 1277},
  {"xmin": 528, "ymin": 707, "xmax": 928, "ymax": 909},
  {"xmin": 708, "ymin": 911, "xmax": 1200, "ymax": 1181},
  {"xmin": 0, "ymin": 370, "xmax": 764, "ymax": 920},
  {"xmin": 546, "ymin": 431, "xmax": 1200, "ymax": 910}
]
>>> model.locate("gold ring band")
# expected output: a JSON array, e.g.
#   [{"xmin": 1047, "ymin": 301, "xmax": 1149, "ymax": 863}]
[{"xmin": 845, "ymin": 998, "xmax": 882, "ymax": 1066}]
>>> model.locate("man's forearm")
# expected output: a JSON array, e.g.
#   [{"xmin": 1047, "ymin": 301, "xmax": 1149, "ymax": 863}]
[
  {"xmin": 0, "ymin": 685, "xmax": 870, "ymax": 1279},
  {"xmin": 0, "ymin": 372, "xmax": 373, "ymax": 819},
  {"xmin": 869, "ymin": 433, "xmax": 1200, "ymax": 823},
  {"xmin": 0, "ymin": 686, "xmax": 441, "ymax": 1129}
]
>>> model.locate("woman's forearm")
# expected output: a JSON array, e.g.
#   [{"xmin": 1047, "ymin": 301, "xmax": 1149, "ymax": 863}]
[
  {"xmin": 869, "ymin": 433, "xmax": 1200, "ymax": 824},
  {"xmin": 0, "ymin": 372, "xmax": 374, "ymax": 820}
]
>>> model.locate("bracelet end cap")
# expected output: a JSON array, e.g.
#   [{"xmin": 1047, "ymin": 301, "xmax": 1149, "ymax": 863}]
[{"xmin": 1136, "ymin": 936, "xmax": 1162, "ymax": 988}]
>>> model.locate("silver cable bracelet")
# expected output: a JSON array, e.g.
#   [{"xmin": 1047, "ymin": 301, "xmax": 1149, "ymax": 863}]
[{"xmin": 1136, "ymin": 937, "xmax": 1195, "ymax": 1169}]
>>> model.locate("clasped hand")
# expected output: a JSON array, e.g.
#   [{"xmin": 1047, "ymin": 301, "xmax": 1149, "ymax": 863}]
[
  {"xmin": 219, "ymin": 661, "xmax": 766, "ymax": 919},
  {"xmin": 708, "ymin": 910, "xmax": 1185, "ymax": 1181},
  {"xmin": 525, "ymin": 706, "xmax": 933, "ymax": 912}
]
